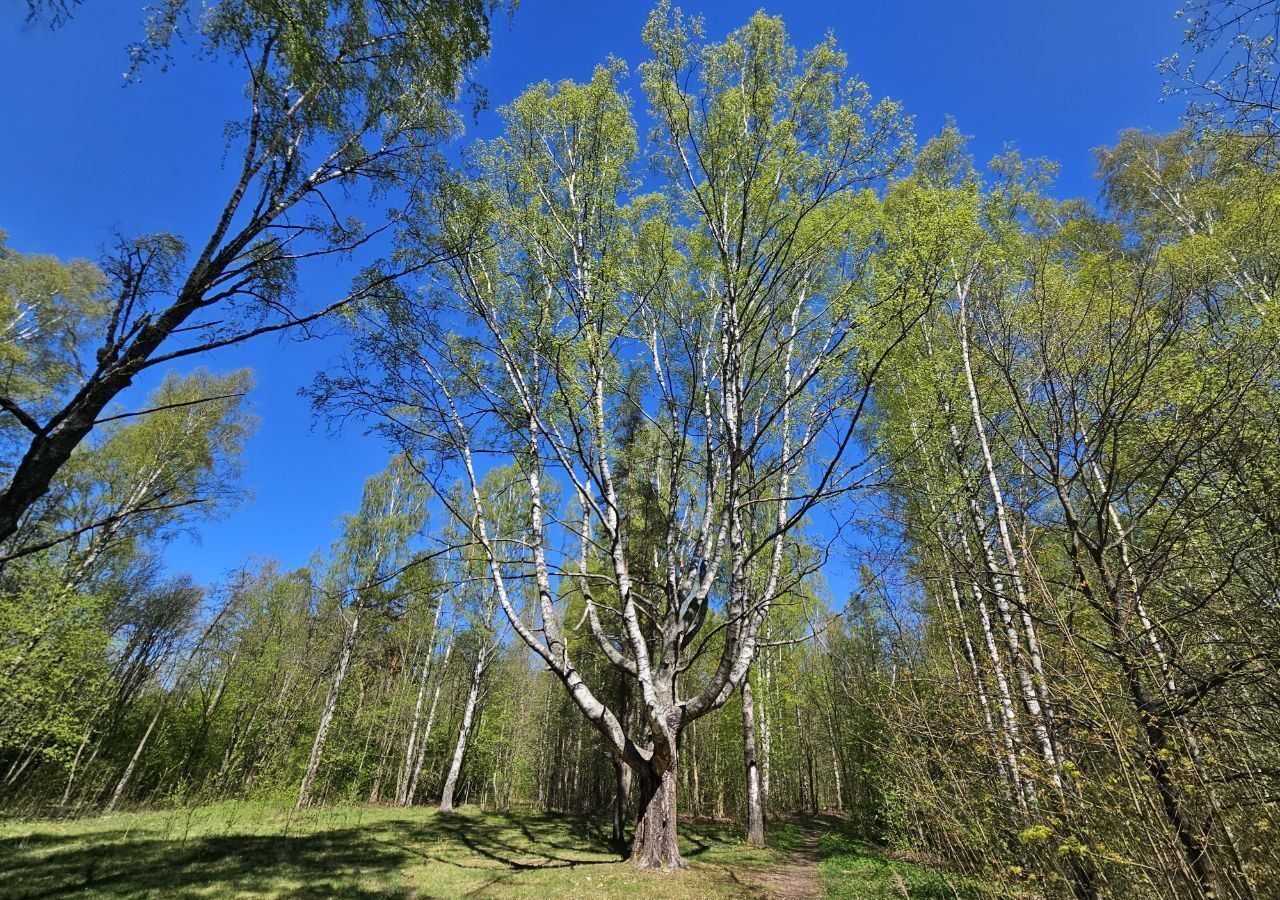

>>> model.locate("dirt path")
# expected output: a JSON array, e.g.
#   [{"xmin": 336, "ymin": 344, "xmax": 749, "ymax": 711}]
[{"xmin": 740, "ymin": 828, "xmax": 823, "ymax": 900}]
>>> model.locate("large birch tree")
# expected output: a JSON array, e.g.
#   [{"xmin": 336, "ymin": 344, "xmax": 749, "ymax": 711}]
[{"xmin": 322, "ymin": 5, "xmax": 914, "ymax": 866}]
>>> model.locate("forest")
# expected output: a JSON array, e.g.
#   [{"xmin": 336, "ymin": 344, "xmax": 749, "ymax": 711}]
[{"xmin": 1, "ymin": 1, "xmax": 1278, "ymax": 898}]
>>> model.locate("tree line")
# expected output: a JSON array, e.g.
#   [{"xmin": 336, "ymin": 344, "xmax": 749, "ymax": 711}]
[{"xmin": 2, "ymin": 1, "xmax": 1278, "ymax": 897}]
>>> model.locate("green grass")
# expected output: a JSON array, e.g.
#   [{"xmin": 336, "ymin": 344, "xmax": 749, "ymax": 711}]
[
  {"xmin": 0, "ymin": 802, "xmax": 998, "ymax": 898},
  {"xmin": 815, "ymin": 830, "xmax": 1001, "ymax": 900},
  {"xmin": 0, "ymin": 802, "xmax": 796, "ymax": 898}
]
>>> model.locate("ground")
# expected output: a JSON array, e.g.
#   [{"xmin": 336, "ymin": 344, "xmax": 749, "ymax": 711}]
[{"xmin": 0, "ymin": 803, "xmax": 999, "ymax": 898}]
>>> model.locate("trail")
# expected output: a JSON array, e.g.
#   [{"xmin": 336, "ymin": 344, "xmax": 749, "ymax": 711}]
[{"xmin": 743, "ymin": 827, "xmax": 823, "ymax": 900}]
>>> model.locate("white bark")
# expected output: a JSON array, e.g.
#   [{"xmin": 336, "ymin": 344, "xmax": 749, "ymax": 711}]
[
  {"xmin": 439, "ymin": 650, "xmax": 486, "ymax": 812},
  {"xmin": 951, "ymin": 279, "xmax": 1063, "ymax": 790},
  {"xmin": 397, "ymin": 601, "xmax": 446, "ymax": 806},
  {"xmin": 105, "ymin": 700, "xmax": 163, "ymax": 813},
  {"xmin": 297, "ymin": 609, "xmax": 359, "ymax": 810},
  {"xmin": 741, "ymin": 671, "xmax": 765, "ymax": 847}
]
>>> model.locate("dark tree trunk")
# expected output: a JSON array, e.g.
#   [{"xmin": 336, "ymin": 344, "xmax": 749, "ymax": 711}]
[
  {"xmin": 612, "ymin": 757, "xmax": 632, "ymax": 846},
  {"xmin": 0, "ymin": 278, "xmax": 216, "ymax": 556},
  {"xmin": 0, "ymin": 377, "xmax": 135, "ymax": 548},
  {"xmin": 1132, "ymin": 679, "xmax": 1218, "ymax": 899},
  {"xmin": 630, "ymin": 759, "xmax": 684, "ymax": 868},
  {"xmin": 612, "ymin": 673, "xmax": 634, "ymax": 845}
]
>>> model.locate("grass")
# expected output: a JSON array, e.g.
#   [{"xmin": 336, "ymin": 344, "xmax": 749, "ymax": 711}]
[
  {"xmin": 814, "ymin": 830, "xmax": 1003, "ymax": 900},
  {"xmin": 0, "ymin": 802, "xmax": 794, "ymax": 898},
  {"xmin": 0, "ymin": 802, "xmax": 1000, "ymax": 898}
]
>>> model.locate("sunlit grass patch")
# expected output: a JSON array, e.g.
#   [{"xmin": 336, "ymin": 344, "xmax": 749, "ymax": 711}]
[
  {"xmin": 816, "ymin": 829, "xmax": 1001, "ymax": 900},
  {"xmin": 0, "ymin": 803, "xmax": 780, "ymax": 899}
]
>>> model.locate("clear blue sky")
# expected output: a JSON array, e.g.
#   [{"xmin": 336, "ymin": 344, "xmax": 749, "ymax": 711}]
[{"xmin": 0, "ymin": 1, "xmax": 1185, "ymax": 588}]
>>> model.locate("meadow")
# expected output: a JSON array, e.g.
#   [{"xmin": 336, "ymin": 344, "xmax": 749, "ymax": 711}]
[{"xmin": 0, "ymin": 804, "xmax": 996, "ymax": 899}]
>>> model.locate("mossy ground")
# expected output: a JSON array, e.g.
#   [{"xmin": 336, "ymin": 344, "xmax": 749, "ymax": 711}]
[{"xmin": 0, "ymin": 803, "xmax": 997, "ymax": 898}]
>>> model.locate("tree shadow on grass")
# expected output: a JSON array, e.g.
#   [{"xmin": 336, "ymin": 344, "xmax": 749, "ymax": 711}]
[
  {"xmin": 405, "ymin": 812, "xmax": 619, "ymax": 871},
  {"xmin": 0, "ymin": 811, "xmax": 651, "ymax": 899},
  {"xmin": 0, "ymin": 826, "xmax": 415, "ymax": 899}
]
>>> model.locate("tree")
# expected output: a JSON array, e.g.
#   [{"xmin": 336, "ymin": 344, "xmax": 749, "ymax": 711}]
[
  {"xmin": 321, "ymin": 4, "xmax": 914, "ymax": 866},
  {"xmin": 0, "ymin": 367, "xmax": 250, "ymax": 803},
  {"xmin": 0, "ymin": 562, "xmax": 108, "ymax": 783},
  {"xmin": 297, "ymin": 456, "xmax": 428, "ymax": 809},
  {"xmin": 20, "ymin": 0, "xmax": 83, "ymax": 27},
  {"xmin": 1163, "ymin": 1, "xmax": 1280, "ymax": 151},
  {"xmin": 23, "ymin": 369, "xmax": 257, "ymax": 578},
  {"xmin": 394, "ymin": 561, "xmax": 451, "ymax": 808},
  {"xmin": 0, "ymin": 0, "xmax": 503, "ymax": 556},
  {"xmin": 859, "ymin": 123, "xmax": 1280, "ymax": 899},
  {"xmin": 437, "ymin": 472, "xmax": 511, "ymax": 813}
]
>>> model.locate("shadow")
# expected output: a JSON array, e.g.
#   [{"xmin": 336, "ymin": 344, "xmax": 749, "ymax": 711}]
[
  {"xmin": 0, "ymin": 812, "xmax": 611, "ymax": 899},
  {"xmin": 427, "ymin": 812, "xmax": 617, "ymax": 870},
  {"xmin": 0, "ymin": 827, "xmax": 415, "ymax": 899},
  {"xmin": 0, "ymin": 808, "xmax": 759, "ymax": 899}
]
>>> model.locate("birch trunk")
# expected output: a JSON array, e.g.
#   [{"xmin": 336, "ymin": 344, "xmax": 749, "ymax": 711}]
[
  {"xmin": 439, "ymin": 651, "xmax": 486, "ymax": 812},
  {"xmin": 105, "ymin": 700, "xmax": 163, "ymax": 813},
  {"xmin": 297, "ymin": 609, "xmax": 359, "ymax": 810},
  {"xmin": 916, "ymin": 438, "xmax": 1028, "ymax": 810},
  {"xmin": 759, "ymin": 646, "xmax": 772, "ymax": 808},
  {"xmin": 741, "ymin": 670, "xmax": 766, "ymax": 847},
  {"xmin": 967, "ymin": 495, "xmax": 1063, "ymax": 785},
  {"xmin": 405, "ymin": 622, "xmax": 455, "ymax": 805},
  {"xmin": 630, "ymin": 757, "xmax": 684, "ymax": 868},
  {"xmin": 397, "ymin": 603, "xmax": 446, "ymax": 806},
  {"xmin": 955, "ymin": 279, "xmax": 1062, "ymax": 785},
  {"xmin": 918, "ymin": 327, "xmax": 1044, "ymax": 803},
  {"xmin": 944, "ymin": 563, "xmax": 1023, "ymax": 807},
  {"xmin": 60, "ymin": 721, "xmax": 97, "ymax": 806}
]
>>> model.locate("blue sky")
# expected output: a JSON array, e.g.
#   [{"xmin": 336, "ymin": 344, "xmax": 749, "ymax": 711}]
[{"xmin": 0, "ymin": 0, "xmax": 1185, "ymax": 588}]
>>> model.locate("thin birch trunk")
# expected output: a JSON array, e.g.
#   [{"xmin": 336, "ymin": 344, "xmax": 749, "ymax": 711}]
[
  {"xmin": 105, "ymin": 699, "xmax": 164, "ymax": 813},
  {"xmin": 439, "ymin": 650, "xmax": 486, "ymax": 812},
  {"xmin": 954, "ymin": 278, "xmax": 1062, "ymax": 786},
  {"xmin": 759, "ymin": 645, "xmax": 772, "ymax": 809},
  {"xmin": 397, "ymin": 603, "xmax": 445, "ymax": 805},
  {"xmin": 405, "ymin": 620, "xmax": 454, "ymax": 806},
  {"xmin": 60, "ymin": 720, "xmax": 98, "ymax": 806},
  {"xmin": 297, "ymin": 608, "xmax": 359, "ymax": 810},
  {"xmin": 943, "ymin": 562, "xmax": 1023, "ymax": 807}
]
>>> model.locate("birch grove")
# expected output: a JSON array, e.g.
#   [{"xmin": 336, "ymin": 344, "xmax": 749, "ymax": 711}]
[{"xmin": 1, "ymin": 3, "xmax": 1278, "ymax": 899}]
